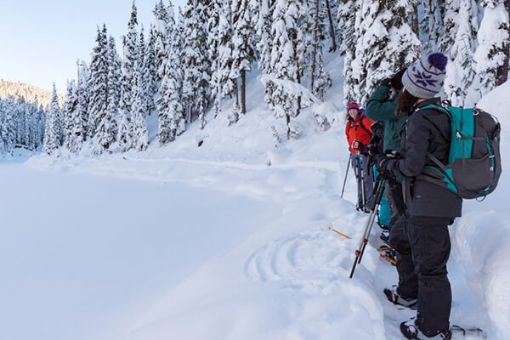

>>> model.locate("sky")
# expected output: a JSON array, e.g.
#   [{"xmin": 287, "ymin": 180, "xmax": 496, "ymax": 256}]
[{"xmin": 0, "ymin": 0, "xmax": 185, "ymax": 93}]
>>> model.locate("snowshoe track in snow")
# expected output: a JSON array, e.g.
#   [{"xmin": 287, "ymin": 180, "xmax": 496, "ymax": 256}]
[{"xmin": 245, "ymin": 228, "xmax": 352, "ymax": 293}]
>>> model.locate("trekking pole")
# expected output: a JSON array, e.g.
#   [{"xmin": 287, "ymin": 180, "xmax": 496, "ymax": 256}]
[
  {"xmin": 349, "ymin": 177, "xmax": 386, "ymax": 279},
  {"xmin": 355, "ymin": 153, "xmax": 363, "ymax": 211},
  {"xmin": 340, "ymin": 154, "xmax": 351, "ymax": 198}
]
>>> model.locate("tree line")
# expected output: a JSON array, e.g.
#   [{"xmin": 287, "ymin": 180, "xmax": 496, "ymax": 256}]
[{"xmin": 21, "ymin": 0, "xmax": 510, "ymax": 155}]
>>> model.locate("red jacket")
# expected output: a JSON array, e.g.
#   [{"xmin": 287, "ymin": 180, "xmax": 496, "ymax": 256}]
[{"xmin": 345, "ymin": 114, "xmax": 374, "ymax": 153}]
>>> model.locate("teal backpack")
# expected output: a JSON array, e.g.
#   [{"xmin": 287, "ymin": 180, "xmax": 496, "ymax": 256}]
[{"xmin": 419, "ymin": 104, "xmax": 501, "ymax": 199}]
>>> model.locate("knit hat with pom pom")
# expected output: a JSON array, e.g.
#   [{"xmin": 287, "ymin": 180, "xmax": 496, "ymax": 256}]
[{"xmin": 402, "ymin": 52, "xmax": 448, "ymax": 99}]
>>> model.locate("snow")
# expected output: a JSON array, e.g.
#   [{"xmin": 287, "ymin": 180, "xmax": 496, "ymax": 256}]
[{"xmin": 2, "ymin": 61, "xmax": 510, "ymax": 339}]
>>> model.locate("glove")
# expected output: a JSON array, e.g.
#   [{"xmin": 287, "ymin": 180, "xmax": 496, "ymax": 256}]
[
  {"xmin": 380, "ymin": 78, "xmax": 392, "ymax": 87},
  {"xmin": 375, "ymin": 154, "xmax": 395, "ymax": 179},
  {"xmin": 390, "ymin": 69, "xmax": 406, "ymax": 90},
  {"xmin": 366, "ymin": 143, "xmax": 380, "ymax": 157}
]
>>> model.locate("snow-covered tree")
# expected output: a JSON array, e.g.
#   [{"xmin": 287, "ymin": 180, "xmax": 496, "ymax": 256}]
[
  {"xmin": 88, "ymin": 25, "xmax": 109, "ymax": 139},
  {"xmin": 337, "ymin": 0, "xmax": 360, "ymax": 102},
  {"xmin": 231, "ymin": 0, "xmax": 257, "ymax": 117},
  {"xmin": 144, "ymin": 27, "xmax": 158, "ymax": 115},
  {"xmin": 131, "ymin": 69, "xmax": 149, "ymax": 151},
  {"xmin": 118, "ymin": 3, "xmax": 139, "ymax": 152},
  {"xmin": 267, "ymin": 0, "xmax": 308, "ymax": 138},
  {"xmin": 418, "ymin": 0, "xmax": 446, "ymax": 52},
  {"xmin": 94, "ymin": 36, "xmax": 121, "ymax": 154},
  {"xmin": 63, "ymin": 80, "xmax": 77, "ymax": 149},
  {"xmin": 443, "ymin": 0, "xmax": 479, "ymax": 106},
  {"xmin": 182, "ymin": 0, "xmax": 212, "ymax": 127},
  {"xmin": 308, "ymin": 0, "xmax": 331, "ymax": 99},
  {"xmin": 474, "ymin": 0, "xmax": 510, "ymax": 97},
  {"xmin": 255, "ymin": 0, "xmax": 275, "ymax": 106},
  {"xmin": 159, "ymin": 13, "xmax": 186, "ymax": 144},
  {"xmin": 43, "ymin": 84, "xmax": 62, "ymax": 154},
  {"xmin": 350, "ymin": 0, "xmax": 421, "ymax": 104}
]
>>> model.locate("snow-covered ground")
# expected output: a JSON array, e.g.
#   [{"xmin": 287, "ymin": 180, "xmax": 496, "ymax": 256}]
[{"xmin": 2, "ymin": 60, "xmax": 509, "ymax": 339}]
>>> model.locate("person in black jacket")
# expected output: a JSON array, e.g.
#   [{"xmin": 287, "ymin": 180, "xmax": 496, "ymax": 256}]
[{"xmin": 376, "ymin": 53, "xmax": 461, "ymax": 340}]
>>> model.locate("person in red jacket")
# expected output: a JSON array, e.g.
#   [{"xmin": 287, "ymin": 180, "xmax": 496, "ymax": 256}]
[{"xmin": 345, "ymin": 101, "xmax": 375, "ymax": 211}]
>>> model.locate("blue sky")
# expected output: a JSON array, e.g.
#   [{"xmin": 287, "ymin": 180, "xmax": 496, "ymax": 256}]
[{"xmin": 0, "ymin": 0, "xmax": 185, "ymax": 93}]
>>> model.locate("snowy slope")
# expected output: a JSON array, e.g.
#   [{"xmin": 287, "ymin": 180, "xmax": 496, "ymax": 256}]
[{"xmin": 4, "ymin": 60, "xmax": 509, "ymax": 339}]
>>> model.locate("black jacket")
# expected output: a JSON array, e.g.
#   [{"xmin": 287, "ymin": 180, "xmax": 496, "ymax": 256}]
[{"xmin": 388, "ymin": 98, "xmax": 462, "ymax": 218}]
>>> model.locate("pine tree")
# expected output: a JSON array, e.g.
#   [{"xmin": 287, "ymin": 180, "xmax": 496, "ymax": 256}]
[
  {"xmin": 350, "ymin": 0, "xmax": 421, "ymax": 104},
  {"xmin": 131, "ymin": 68, "xmax": 149, "ymax": 151},
  {"xmin": 63, "ymin": 80, "xmax": 78, "ymax": 150},
  {"xmin": 43, "ymin": 84, "xmax": 62, "ymax": 155},
  {"xmin": 231, "ymin": 0, "xmax": 257, "ymax": 117},
  {"xmin": 308, "ymin": 0, "xmax": 331, "ymax": 100},
  {"xmin": 76, "ymin": 60, "xmax": 90, "ymax": 142},
  {"xmin": 268, "ymin": 0, "xmax": 307, "ymax": 139},
  {"xmin": 208, "ymin": 0, "xmax": 223, "ymax": 118},
  {"xmin": 88, "ymin": 25, "xmax": 109, "ymax": 139},
  {"xmin": 255, "ymin": 0, "xmax": 276, "ymax": 106},
  {"xmin": 474, "ymin": 0, "xmax": 510, "ymax": 97},
  {"xmin": 419, "ymin": 0, "xmax": 446, "ymax": 52},
  {"xmin": 159, "ymin": 12, "xmax": 186, "ymax": 144},
  {"xmin": 443, "ymin": 0, "xmax": 479, "ymax": 106},
  {"xmin": 182, "ymin": 0, "xmax": 212, "ymax": 127},
  {"xmin": 94, "ymin": 36, "xmax": 121, "ymax": 154},
  {"xmin": 337, "ymin": 0, "xmax": 360, "ymax": 103},
  {"xmin": 144, "ymin": 27, "xmax": 158, "ymax": 115},
  {"xmin": 118, "ymin": 3, "xmax": 139, "ymax": 152}
]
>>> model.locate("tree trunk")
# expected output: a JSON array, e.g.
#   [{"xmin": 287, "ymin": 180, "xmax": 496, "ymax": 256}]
[
  {"xmin": 324, "ymin": 0, "xmax": 337, "ymax": 52},
  {"xmin": 240, "ymin": 69, "xmax": 246, "ymax": 114}
]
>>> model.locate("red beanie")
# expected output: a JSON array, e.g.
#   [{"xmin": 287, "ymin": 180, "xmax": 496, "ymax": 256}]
[{"xmin": 347, "ymin": 101, "xmax": 360, "ymax": 111}]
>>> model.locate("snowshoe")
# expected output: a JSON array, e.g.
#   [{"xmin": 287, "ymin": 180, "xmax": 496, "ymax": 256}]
[
  {"xmin": 377, "ymin": 244, "xmax": 396, "ymax": 266},
  {"xmin": 400, "ymin": 317, "xmax": 451, "ymax": 339},
  {"xmin": 450, "ymin": 325, "xmax": 487, "ymax": 338},
  {"xmin": 383, "ymin": 287, "xmax": 417, "ymax": 309}
]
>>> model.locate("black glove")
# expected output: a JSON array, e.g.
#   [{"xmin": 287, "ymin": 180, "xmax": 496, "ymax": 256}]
[
  {"xmin": 375, "ymin": 154, "xmax": 395, "ymax": 179},
  {"xmin": 380, "ymin": 78, "xmax": 392, "ymax": 87},
  {"xmin": 390, "ymin": 69, "xmax": 406, "ymax": 90},
  {"xmin": 366, "ymin": 143, "xmax": 379, "ymax": 157}
]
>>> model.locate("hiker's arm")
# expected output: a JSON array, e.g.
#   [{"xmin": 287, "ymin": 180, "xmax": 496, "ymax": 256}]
[{"xmin": 366, "ymin": 85, "xmax": 398, "ymax": 121}]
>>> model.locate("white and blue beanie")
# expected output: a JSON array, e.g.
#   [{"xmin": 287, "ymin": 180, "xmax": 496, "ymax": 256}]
[{"xmin": 402, "ymin": 53, "xmax": 448, "ymax": 99}]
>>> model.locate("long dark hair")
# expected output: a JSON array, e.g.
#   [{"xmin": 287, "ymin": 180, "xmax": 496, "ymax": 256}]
[{"xmin": 396, "ymin": 90, "xmax": 419, "ymax": 116}]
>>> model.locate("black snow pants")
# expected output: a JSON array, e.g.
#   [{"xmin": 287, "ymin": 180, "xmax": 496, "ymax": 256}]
[
  {"xmin": 389, "ymin": 215, "xmax": 453, "ymax": 335},
  {"xmin": 385, "ymin": 178, "xmax": 405, "ymax": 227}
]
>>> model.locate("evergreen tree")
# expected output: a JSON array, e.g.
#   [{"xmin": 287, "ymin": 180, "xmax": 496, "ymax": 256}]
[
  {"xmin": 208, "ymin": 0, "xmax": 223, "ymax": 118},
  {"xmin": 63, "ymin": 80, "xmax": 78, "ymax": 150},
  {"xmin": 350, "ymin": 0, "xmax": 421, "ymax": 104},
  {"xmin": 94, "ymin": 36, "xmax": 121, "ymax": 154},
  {"xmin": 43, "ymin": 84, "xmax": 62, "ymax": 154},
  {"xmin": 159, "ymin": 12, "xmax": 186, "ymax": 144},
  {"xmin": 419, "ymin": 0, "xmax": 446, "ymax": 52},
  {"xmin": 182, "ymin": 0, "xmax": 212, "ymax": 127},
  {"xmin": 231, "ymin": 0, "xmax": 257, "ymax": 117},
  {"xmin": 308, "ymin": 0, "xmax": 331, "ymax": 99},
  {"xmin": 118, "ymin": 3, "xmax": 139, "ymax": 152},
  {"xmin": 337, "ymin": 0, "xmax": 360, "ymax": 103},
  {"xmin": 443, "ymin": 0, "xmax": 479, "ymax": 106},
  {"xmin": 88, "ymin": 25, "xmax": 109, "ymax": 138},
  {"xmin": 474, "ymin": 0, "xmax": 510, "ymax": 97},
  {"xmin": 144, "ymin": 26, "xmax": 158, "ymax": 115},
  {"xmin": 76, "ymin": 60, "xmax": 90, "ymax": 142},
  {"xmin": 131, "ymin": 69, "xmax": 149, "ymax": 151},
  {"xmin": 255, "ymin": 0, "xmax": 276, "ymax": 106},
  {"xmin": 268, "ymin": 0, "xmax": 307, "ymax": 139}
]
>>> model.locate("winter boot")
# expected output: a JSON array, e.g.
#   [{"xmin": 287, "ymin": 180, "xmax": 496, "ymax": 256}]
[
  {"xmin": 400, "ymin": 317, "xmax": 452, "ymax": 339},
  {"xmin": 383, "ymin": 287, "xmax": 417, "ymax": 309}
]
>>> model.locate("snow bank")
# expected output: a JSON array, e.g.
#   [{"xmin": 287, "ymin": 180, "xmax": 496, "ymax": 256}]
[{"xmin": 453, "ymin": 81, "xmax": 510, "ymax": 338}]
